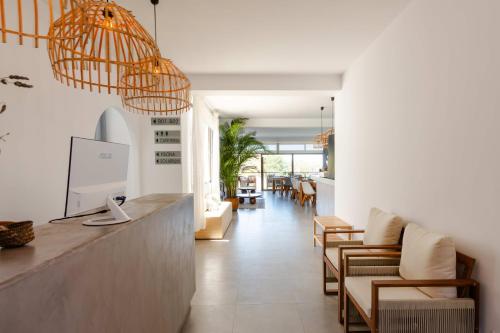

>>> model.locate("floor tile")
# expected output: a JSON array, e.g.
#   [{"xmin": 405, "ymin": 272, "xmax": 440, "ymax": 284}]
[
  {"xmin": 234, "ymin": 304, "xmax": 304, "ymax": 333},
  {"xmin": 187, "ymin": 192, "xmax": 339, "ymax": 332},
  {"xmin": 237, "ymin": 278, "xmax": 296, "ymax": 304},
  {"xmin": 182, "ymin": 305, "xmax": 235, "ymax": 333},
  {"xmin": 293, "ymin": 277, "xmax": 336, "ymax": 304},
  {"xmin": 192, "ymin": 281, "xmax": 238, "ymax": 305},
  {"xmin": 297, "ymin": 303, "xmax": 344, "ymax": 333}
]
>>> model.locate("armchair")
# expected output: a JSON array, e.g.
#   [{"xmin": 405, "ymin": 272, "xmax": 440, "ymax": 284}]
[
  {"xmin": 322, "ymin": 208, "xmax": 404, "ymax": 324},
  {"xmin": 343, "ymin": 223, "xmax": 479, "ymax": 333}
]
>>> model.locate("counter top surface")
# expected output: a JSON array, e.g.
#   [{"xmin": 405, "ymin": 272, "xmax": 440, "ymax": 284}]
[
  {"xmin": 312, "ymin": 176, "xmax": 336, "ymax": 185},
  {"xmin": 0, "ymin": 193, "xmax": 192, "ymax": 289}
]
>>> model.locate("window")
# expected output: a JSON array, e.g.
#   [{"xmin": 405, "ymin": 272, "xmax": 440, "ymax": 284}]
[
  {"xmin": 305, "ymin": 144, "xmax": 323, "ymax": 152},
  {"xmin": 263, "ymin": 155, "xmax": 292, "ymax": 175},
  {"xmin": 240, "ymin": 156, "xmax": 262, "ymax": 191},
  {"xmin": 293, "ymin": 154, "xmax": 323, "ymax": 177},
  {"xmin": 264, "ymin": 144, "xmax": 277, "ymax": 153},
  {"xmin": 238, "ymin": 142, "xmax": 325, "ymax": 191},
  {"xmin": 262, "ymin": 155, "xmax": 293, "ymax": 190},
  {"xmin": 279, "ymin": 144, "xmax": 305, "ymax": 152}
]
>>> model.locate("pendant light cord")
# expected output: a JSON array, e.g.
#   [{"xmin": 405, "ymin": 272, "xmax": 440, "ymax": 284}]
[
  {"xmin": 154, "ymin": 3, "xmax": 157, "ymax": 44},
  {"xmin": 331, "ymin": 97, "xmax": 335, "ymax": 131},
  {"xmin": 151, "ymin": 0, "xmax": 159, "ymax": 45},
  {"xmin": 320, "ymin": 106, "xmax": 324, "ymax": 136}
]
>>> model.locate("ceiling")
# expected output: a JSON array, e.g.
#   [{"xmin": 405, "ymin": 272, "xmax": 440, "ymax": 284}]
[
  {"xmin": 122, "ymin": 0, "xmax": 410, "ymax": 74},
  {"xmin": 244, "ymin": 127, "xmax": 323, "ymax": 143},
  {"xmin": 207, "ymin": 95, "xmax": 336, "ymax": 119},
  {"xmin": 118, "ymin": 0, "xmax": 410, "ymax": 123}
]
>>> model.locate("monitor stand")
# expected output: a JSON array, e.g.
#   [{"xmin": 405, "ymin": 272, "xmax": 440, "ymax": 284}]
[{"xmin": 83, "ymin": 196, "xmax": 132, "ymax": 226}]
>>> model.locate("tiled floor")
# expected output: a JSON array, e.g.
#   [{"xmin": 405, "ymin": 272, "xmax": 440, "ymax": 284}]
[{"xmin": 183, "ymin": 192, "xmax": 343, "ymax": 333}]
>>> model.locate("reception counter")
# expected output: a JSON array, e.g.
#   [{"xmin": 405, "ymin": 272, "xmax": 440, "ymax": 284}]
[
  {"xmin": 312, "ymin": 177, "xmax": 335, "ymax": 216},
  {"xmin": 0, "ymin": 194, "xmax": 195, "ymax": 333}
]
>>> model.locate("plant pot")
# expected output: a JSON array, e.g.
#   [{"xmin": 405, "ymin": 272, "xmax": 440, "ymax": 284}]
[{"xmin": 225, "ymin": 197, "xmax": 239, "ymax": 211}]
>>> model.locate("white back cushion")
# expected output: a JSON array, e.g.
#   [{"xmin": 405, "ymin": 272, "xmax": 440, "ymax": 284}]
[
  {"xmin": 399, "ymin": 223, "xmax": 457, "ymax": 298},
  {"xmin": 363, "ymin": 208, "xmax": 403, "ymax": 245}
]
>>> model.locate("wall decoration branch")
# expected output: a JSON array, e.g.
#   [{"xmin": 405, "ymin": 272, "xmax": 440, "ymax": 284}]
[{"xmin": 0, "ymin": 75, "xmax": 33, "ymax": 155}]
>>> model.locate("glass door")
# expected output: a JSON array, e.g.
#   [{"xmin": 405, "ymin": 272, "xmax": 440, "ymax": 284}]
[
  {"xmin": 262, "ymin": 154, "xmax": 292, "ymax": 190},
  {"xmin": 239, "ymin": 156, "xmax": 262, "ymax": 191}
]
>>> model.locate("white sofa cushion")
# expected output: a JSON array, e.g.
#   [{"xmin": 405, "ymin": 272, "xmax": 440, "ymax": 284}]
[
  {"xmin": 399, "ymin": 223, "xmax": 457, "ymax": 298},
  {"xmin": 345, "ymin": 276, "xmax": 430, "ymax": 317},
  {"xmin": 363, "ymin": 208, "xmax": 404, "ymax": 245}
]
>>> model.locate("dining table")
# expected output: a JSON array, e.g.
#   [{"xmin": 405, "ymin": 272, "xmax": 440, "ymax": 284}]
[{"xmin": 271, "ymin": 176, "xmax": 288, "ymax": 194}]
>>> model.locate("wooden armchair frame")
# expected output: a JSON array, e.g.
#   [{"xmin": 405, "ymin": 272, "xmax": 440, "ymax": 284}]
[
  {"xmin": 323, "ymin": 229, "xmax": 365, "ymax": 295},
  {"xmin": 337, "ymin": 244, "xmax": 401, "ymax": 324},
  {"xmin": 322, "ymin": 228, "xmax": 402, "ymax": 323},
  {"xmin": 343, "ymin": 251, "xmax": 479, "ymax": 333},
  {"xmin": 323, "ymin": 229, "xmax": 404, "ymax": 324}
]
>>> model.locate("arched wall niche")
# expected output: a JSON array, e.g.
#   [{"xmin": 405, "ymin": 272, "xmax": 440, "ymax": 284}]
[{"xmin": 95, "ymin": 107, "xmax": 141, "ymax": 199}]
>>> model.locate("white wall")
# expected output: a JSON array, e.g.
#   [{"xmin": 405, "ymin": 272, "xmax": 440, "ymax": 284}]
[
  {"xmin": 95, "ymin": 108, "xmax": 143, "ymax": 200},
  {"xmin": 0, "ymin": 43, "xmax": 145, "ymax": 225},
  {"xmin": 139, "ymin": 115, "xmax": 183, "ymax": 195},
  {"xmin": 190, "ymin": 96, "xmax": 220, "ymax": 231},
  {"xmin": 336, "ymin": 0, "xmax": 500, "ymax": 330}
]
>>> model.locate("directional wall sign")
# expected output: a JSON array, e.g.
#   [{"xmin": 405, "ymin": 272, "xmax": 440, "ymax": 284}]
[
  {"xmin": 155, "ymin": 151, "xmax": 181, "ymax": 158},
  {"xmin": 154, "ymin": 130, "xmax": 181, "ymax": 144},
  {"xmin": 155, "ymin": 151, "xmax": 182, "ymax": 165},
  {"xmin": 151, "ymin": 117, "xmax": 180, "ymax": 126}
]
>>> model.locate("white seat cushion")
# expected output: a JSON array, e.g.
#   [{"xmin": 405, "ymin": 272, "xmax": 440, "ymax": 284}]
[
  {"xmin": 326, "ymin": 248, "xmax": 370, "ymax": 269},
  {"xmin": 325, "ymin": 248, "xmax": 400, "ymax": 270},
  {"xmin": 363, "ymin": 208, "xmax": 403, "ymax": 245},
  {"xmin": 399, "ymin": 223, "xmax": 457, "ymax": 298},
  {"xmin": 345, "ymin": 276, "xmax": 430, "ymax": 317}
]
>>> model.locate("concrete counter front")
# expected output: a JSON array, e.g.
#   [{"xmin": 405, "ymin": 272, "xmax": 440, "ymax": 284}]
[{"xmin": 0, "ymin": 194, "xmax": 195, "ymax": 333}]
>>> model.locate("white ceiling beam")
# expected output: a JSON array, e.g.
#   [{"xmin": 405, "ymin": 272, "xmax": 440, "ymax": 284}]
[
  {"xmin": 189, "ymin": 74, "xmax": 342, "ymax": 93},
  {"xmin": 242, "ymin": 118, "xmax": 325, "ymax": 128}
]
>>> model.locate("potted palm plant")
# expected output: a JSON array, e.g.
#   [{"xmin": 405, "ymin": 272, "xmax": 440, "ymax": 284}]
[{"xmin": 220, "ymin": 118, "xmax": 266, "ymax": 210}]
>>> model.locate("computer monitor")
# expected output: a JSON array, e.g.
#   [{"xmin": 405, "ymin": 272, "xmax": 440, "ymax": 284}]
[{"xmin": 65, "ymin": 137, "xmax": 131, "ymax": 225}]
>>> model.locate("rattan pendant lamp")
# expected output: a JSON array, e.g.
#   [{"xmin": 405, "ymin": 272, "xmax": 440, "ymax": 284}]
[
  {"xmin": 47, "ymin": 0, "xmax": 160, "ymax": 94},
  {"xmin": 119, "ymin": 0, "xmax": 191, "ymax": 114},
  {"xmin": 314, "ymin": 106, "xmax": 326, "ymax": 148},
  {"xmin": 321, "ymin": 97, "xmax": 335, "ymax": 146},
  {"xmin": 0, "ymin": 0, "xmax": 77, "ymax": 47}
]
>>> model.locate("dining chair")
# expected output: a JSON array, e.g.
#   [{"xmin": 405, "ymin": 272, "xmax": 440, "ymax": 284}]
[{"xmin": 300, "ymin": 181, "xmax": 316, "ymax": 206}]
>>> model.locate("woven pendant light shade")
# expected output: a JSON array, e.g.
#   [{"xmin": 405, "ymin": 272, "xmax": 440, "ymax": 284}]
[
  {"xmin": 47, "ymin": 0, "xmax": 160, "ymax": 94},
  {"xmin": 0, "ymin": 0, "xmax": 75, "ymax": 47},
  {"xmin": 314, "ymin": 128, "xmax": 334, "ymax": 148},
  {"xmin": 313, "ymin": 133, "xmax": 326, "ymax": 149},
  {"xmin": 120, "ymin": 56, "xmax": 192, "ymax": 114}
]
